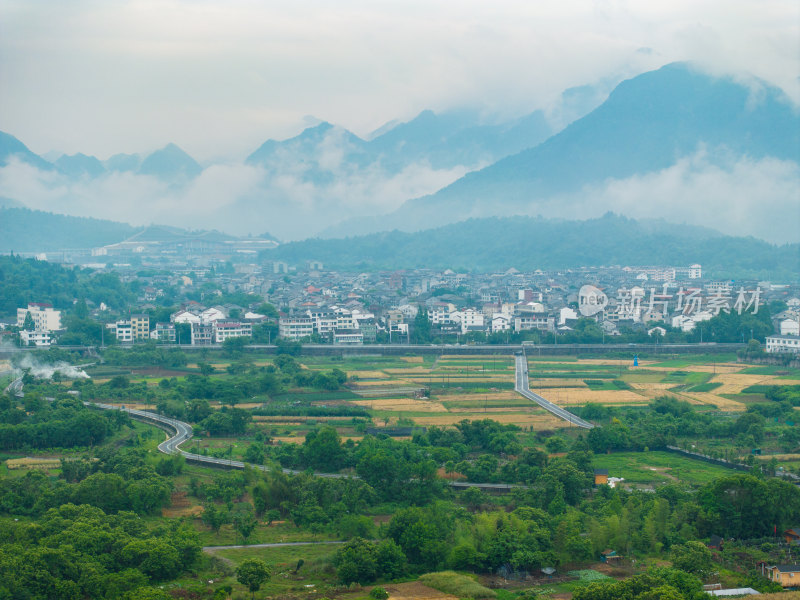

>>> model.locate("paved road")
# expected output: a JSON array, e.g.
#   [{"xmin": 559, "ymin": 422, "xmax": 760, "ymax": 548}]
[
  {"xmin": 513, "ymin": 354, "xmax": 594, "ymax": 429},
  {"xmin": 90, "ymin": 402, "xmax": 527, "ymax": 489}
]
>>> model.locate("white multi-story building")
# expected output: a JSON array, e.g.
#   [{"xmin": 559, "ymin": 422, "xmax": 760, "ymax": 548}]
[
  {"xmin": 333, "ymin": 329, "xmax": 363, "ymax": 345},
  {"xmin": 279, "ymin": 316, "xmax": 314, "ymax": 340},
  {"xmin": 491, "ymin": 314, "xmax": 511, "ymax": 332},
  {"xmin": 428, "ymin": 304, "xmax": 455, "ymax": 325},
  {"xmin": 213, "ymin": 320, "xmax": 253, "ymax": 343},
  {"xmin": 17, "ymin": 303, "xmax": 62, "ymax": 332},
  {"xmin": 671, "ymin": 311, "xmax": 713, "ymax": 332},
  {"xmin": 559, "ymin": 307, "xmax": 578, "ymax": 325},
  {"xmin": 108, "ymin": 321, "xmax": 133, "ymax": 343},
  {"xmin": 151, "ymin": 322, "xmax": 177, "ymax": 343},
  {"xmin": 451, "ymin": 308, "xmax": 485, "ymax": 334},
  {"xmin": 766, "ymin": 335, "xmax": 800, "ymax": 354},
  {"xmin": 171, "ymin": 310, "xmax": 201, "ymax": 325},
  {"xmin": 514, "ymin": 314, "xmax": 554, "ymax": 332},
  {"xmin": 780, "ymin": 319, "xmax": 800, "ymax": 336},
  {"xmin": 19, "ymin": 329, "xmax": 52, "ymax": 347}
]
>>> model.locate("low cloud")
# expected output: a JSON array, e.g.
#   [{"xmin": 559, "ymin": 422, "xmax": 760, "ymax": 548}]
[
  {"xmin": 507, "ymin": 149, "xmax": 800, "ymax": 244},
  {"xmin": 0, "ymin": 125, "xmax": 470, "ymax": 240}
]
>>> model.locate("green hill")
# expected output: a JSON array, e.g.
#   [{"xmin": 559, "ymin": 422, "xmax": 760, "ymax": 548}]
[
  {"xmin": 264, "ymin": 213, "xmax": 800, "ymax": 279},
  {"xmin": 0, "ymin": 208, "xmax": 140, "ymax": 252}
]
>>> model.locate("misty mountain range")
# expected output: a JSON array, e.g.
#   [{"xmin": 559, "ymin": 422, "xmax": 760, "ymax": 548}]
[
  {"xmin": 0, "ymin": 62, "xmax": 797, "ymax": 243},
  {"xmin": 266, "ymin": 213, "xmax": 799, "ymax": 280}
]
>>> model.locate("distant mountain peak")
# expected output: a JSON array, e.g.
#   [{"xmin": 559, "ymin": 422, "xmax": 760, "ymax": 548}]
[
  {"xmin": 55, "ymin": 152, "xmax": 106, "ymax": 178},
  {"xmin": 0, "ymin": 130, "xmax": 53, "ymax": 170},
  {"xmin": 138, "ymin": 143, "xmax": 202, "ymax": 180},
  {"xmin": 367, "ymin": 63, "xmax": 800, "ymax": 239}
]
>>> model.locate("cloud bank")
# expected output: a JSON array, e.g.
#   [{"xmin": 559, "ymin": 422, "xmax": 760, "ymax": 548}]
[
  {"xmin": 504, "ymin": 150, "xmax": 800, "ymax": 244},
  {"xmin": 1, "ymin": 0, "xmax": 797, "ymax": 160}
]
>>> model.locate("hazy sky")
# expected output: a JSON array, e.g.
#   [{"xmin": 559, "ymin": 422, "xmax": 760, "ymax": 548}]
[{"xmin": 1, "ymin": 0, "xmax": 798, "ymax": 161}]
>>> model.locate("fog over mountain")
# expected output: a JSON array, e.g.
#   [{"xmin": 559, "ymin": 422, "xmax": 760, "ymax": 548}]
[{"xmin": 0, "ymin": 63, "xmax": 797, "ymax": 243}]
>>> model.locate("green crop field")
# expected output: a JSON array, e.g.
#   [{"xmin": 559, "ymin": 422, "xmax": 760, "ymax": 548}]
[{"xmin": 592, "ymin": 451, "xmax": 734, "ymax": 486}]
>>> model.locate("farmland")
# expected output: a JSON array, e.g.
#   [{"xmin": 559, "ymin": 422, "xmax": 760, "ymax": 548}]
[{"xmin": 5, "ymin": 346, "xmax": 800, "ymax": 600}]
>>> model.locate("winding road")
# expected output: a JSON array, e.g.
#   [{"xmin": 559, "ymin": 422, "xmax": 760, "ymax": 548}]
[{"xmin": 91, "ymin": 402, "xmax": 527, "ymax": 489}]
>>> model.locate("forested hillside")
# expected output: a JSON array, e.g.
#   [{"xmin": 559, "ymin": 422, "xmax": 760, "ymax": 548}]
[
  {"xmin": 0, "ymin": 255, "xmax": 135, "ymax": 315},
  {"xmin": 265, "ymin": 214, "xmax": 800, "ymax": 279},
  {"xmin": 0, "ymin": 207, "xmax": 139, "ymax": 252}
]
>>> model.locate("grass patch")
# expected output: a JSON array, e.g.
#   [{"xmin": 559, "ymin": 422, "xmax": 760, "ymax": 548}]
[
  {"xmin": 620, "ymin": 372, "xmax": 666, "ymax": 383},
  {"xmin": 687, "ymin": 382, "xmax": 723, "ymax": 393},
  {"xmin": 648, "ymin": 354, "xmax": 738, "ymax": 367},
  {"xmin": 740, "ymin": 366, "xmax": 800, "ymax": 377},
  {"xmin": 211, "ymin": 542, "xmax": 339, "ymax": 566},
  {"xmin": 592, "ymin": 451, "xmax": 734, "ymax": 486},
  {"xmin": 418, "ymin": 571, "xmax": 496, "ymax": 599},
  {"xmin": 741, "ymin": 384, "xmax": 773, "ymax": 394}
]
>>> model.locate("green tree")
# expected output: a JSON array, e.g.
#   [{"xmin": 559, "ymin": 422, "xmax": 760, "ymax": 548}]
[
  {"xmin": 236, "ymin": 558, "xmax": 271, "ymax": 600},
  {"xmin": 233, "ymin": 504, "xmax": 258, "ymax": 543},
  {"xmin": 670, "ymin": 541, "xmax": 713, "ymax": 577},
  {"xmin": 303, "ymin": 426, "xmax": 346, "ymax": 472},
  {"xmin": 202, "ymin": 503, "xmax": 230, "ymax": 533},
  {"xmin": 334, "ymin": 538, "xmax": 378, "ymax": 584}
]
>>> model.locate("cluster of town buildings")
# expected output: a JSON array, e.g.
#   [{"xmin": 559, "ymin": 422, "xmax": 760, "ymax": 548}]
[{"xmin": 7, "ymin": 259, "xmax": 800, "ymax": 355}]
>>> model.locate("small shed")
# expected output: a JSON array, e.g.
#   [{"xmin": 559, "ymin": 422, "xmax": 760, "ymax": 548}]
[
  {"xmin": 594, "ymin": 469, "xmax": 609, "ymax": 485},
  {"xmin": 600, "ymin": 549, "xmax": 621, "ymax": 563},
  {"xmin": 785, "ymin": 528, "xmax": 800, "ymax": 545}
]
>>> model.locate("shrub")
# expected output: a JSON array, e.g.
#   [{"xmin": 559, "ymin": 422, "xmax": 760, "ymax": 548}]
[
  {"xmin": 370, "ymin": 587, "xmax": 389, "ymax": 600},
  {"xmin": 418, "ymin": 571, "xmax": 496, "ymax": 599}
]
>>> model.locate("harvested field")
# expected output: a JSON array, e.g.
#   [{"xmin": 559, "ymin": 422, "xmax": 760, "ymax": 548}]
[
  {"xmin": 350, "ymin": 370, "xmax": 392, "ymax": 378},
  {"xmin": 449, "ymin": 406, "xmax": 548, "ymax": 414},
  {"xmin": 413, "ymin": 413, "xmax": 565, "ymax": 428},
  {"xmin": 439, "ymin": 355, "xmax": 512, "ymax": 361},
  {"xmin": 252, "ymin": 415, "xmax": 352, "ymax": 422},
  {"xmin": 576, "ymin": 358, "xmax": 655, "ymax": 366},
  {"xmin": 163, "ymin": 505, "xmax": 204, "ymax": 518},
  {"xmin": 630, "ymin": 383, "xmax": 675, "ymax": 391},
  {"xmin": 6, "ymin": 457, "xmax": 61, "ymax": 470},
  {"xmin": 99, "ymin": 401, "xmax": 151, "ymax": 410},
  {"xmin": 410, "ymin": 376, "xmax": 513, "ymax": 383},
  {"xmin": 211, "ymin": 402, "xmax": 264, "ymax": 409},
  {"xmin": 350, "ymin": 379, "xmax": 415, "ymax": 387},
  {"xmin": 384, "ymin": 367, "xmax": 432, "ymax": 374},
  {"xmin": 351, "ymin": 398, "xmax": 447, "ymax": 412},
  {"xmin": 441, "ymin": 392, "xmax": 519, "ymax": 401},
  {"xmin": 713, "ymin": 373, "xmax": 776, "ymax": 386},
  {"xmin": 527, "ymin": 378, "xmax": 589, "ymax": 387},
  {"xmin": 529, "ymin": 388, "xmax": 648, "ymax": 405},
  {"xmin": 399, "ymin": 356, "xmax": 424, "ymax": 363},
  {"xmin": 353, "ymin": 387, "xmax": 425, "ymax": 397},
  {"xmin": 759, "ymin": 454, "xmax": 800, "ymax": 460},
  {"xmin": 384, "ymin": 581, "xmax": 459, "ymax": 600},
  {"xmin": 646, "ymin": 364, "xmax": 744, "ymax": 374},
  {"xmin": 682, "ymin": 392, "xmax": 746, "ymax": 411},
  {"xmin": 162, "ymin": 492, "xmax": 204, "ymax": 518},
  {"xmin": 272, "ymin": 436, "xmax": 303, "ymax": 444}
]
